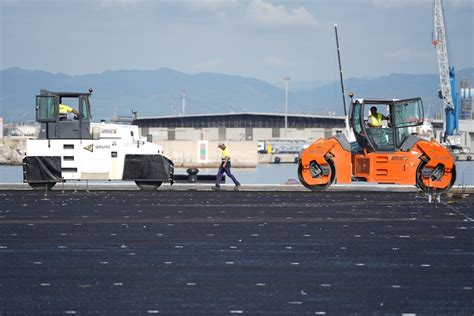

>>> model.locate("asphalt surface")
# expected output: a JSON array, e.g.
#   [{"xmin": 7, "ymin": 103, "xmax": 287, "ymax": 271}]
[{"xmin": 0, "ymin": 190, "xmax": 473, "ymax": 315}]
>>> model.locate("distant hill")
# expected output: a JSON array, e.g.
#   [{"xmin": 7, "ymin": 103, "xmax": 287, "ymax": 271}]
[
  {"xmin": 1, "ymin": 67, "xmax": 473, "ymax": 122},
  {"xmin": 292, "ymin": 68, "xmax": 474, "ymax": 117}
]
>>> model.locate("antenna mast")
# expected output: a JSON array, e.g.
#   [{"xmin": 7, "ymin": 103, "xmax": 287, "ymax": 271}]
[{"xmin": 334, "ymin": 24, "xmax": 350, "ymax": 136}]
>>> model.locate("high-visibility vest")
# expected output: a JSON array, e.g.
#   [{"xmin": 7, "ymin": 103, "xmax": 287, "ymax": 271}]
[
  {"xmin": 59, "ymin": 104, "xmax": 74, "ymax": 114},
  {"xmin": 369, "ymin": 113, "xmax": 383, "ymax": 127},
  {"xmin": 221, "ymin": 148, "xmax": 231, "ymax": 160}
]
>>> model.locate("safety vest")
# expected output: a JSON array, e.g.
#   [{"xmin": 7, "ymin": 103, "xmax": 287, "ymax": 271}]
[
  {"xmin": 221, "ymin": 148, "xmax": 231, "ymax": 160},
  {"xmin": 369, "ymin": 113, "xmax": 383, "ymax": 127},
  {"xmin": 59, "ymin": 104, "xmax": 74, "ymax": 114}
]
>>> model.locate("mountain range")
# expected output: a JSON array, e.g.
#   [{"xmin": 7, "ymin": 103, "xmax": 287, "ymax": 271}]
[{"xmin": 1, "ymin": 67, "xmax": 473, "ymax": 122}]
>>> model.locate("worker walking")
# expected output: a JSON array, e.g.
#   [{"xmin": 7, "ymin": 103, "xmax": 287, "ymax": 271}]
[{"xmin": 213, "ymin": 142, "xmax": 241, "ymax": 191}]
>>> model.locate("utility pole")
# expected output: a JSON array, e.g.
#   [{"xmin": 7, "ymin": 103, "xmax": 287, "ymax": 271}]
[{"xmin": 283, "ymin": 77, "xmax": 290, "ymax": 137}]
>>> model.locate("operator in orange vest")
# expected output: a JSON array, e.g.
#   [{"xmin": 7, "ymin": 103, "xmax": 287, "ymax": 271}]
[{"xmin": 368, "ymin": 106, "xmax": 389, "ymax": 128}]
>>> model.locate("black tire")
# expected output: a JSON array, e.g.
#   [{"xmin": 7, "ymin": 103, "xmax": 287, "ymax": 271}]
[
  {"xmin": 416, "ymin": 161, "xmax": 456, "ymax": 193},
  {"xmin": 135, "ymin": 181, "xmax": 163, "ymax": 190},
  {"xmin": 297, "ymin": 159, "xmax": 335, "ymax": 191},
  {"xmin": 467, "ymin": 156, "xmax": 472, "ymax": 161},
  {"xmin": 28, "ymin": 182, "xmax": 56, "ymax": 190}
]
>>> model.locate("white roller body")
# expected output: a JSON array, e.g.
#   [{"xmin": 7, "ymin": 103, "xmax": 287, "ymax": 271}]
[{"xmin": 26, "ymin": 122, "xmax": 163, "ymax": 181}]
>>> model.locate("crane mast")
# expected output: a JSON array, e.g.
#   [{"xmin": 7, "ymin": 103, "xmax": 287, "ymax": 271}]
[
  {"xmin": 433, "ymin": 0, "xmax": 459, "ymax": 141},
  {"xmin": 433, "ymin": 0, "xmax": 452, "ymax": 109}
]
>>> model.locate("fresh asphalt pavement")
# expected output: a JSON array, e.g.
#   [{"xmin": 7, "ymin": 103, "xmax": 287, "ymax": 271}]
[{"xmin": 0, "ymin": 190, "xmax": 473, "ymax": 315}]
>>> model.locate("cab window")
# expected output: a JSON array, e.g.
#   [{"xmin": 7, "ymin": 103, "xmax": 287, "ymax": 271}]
[
  {"xmin": 393, "ymin": 99, "xmax": 423, "ymax": 128},
  {"xmin": 351, "ymin": 102, "xmax": 363, "ymax": 135},
  {"xmin": 80, "ymin": 97, "xmax": 90, "ymax": 120},
  {"xmin": 365, "ymin": 127, "xmax": 395, "ymax": 151},
  {"xmin": 363, "ymin": 103, "xmax": 394, "ymax": 151},
  {"xmin": 36, "ymin": 96, "xmax": 56, "ymax": 121}
]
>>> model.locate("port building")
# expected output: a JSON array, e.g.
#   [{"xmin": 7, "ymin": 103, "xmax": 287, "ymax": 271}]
[{"xmin": 133, "ymin": 112, "xmax": 345, "ymax": 141}]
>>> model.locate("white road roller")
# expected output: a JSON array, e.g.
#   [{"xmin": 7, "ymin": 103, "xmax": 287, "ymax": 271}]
[{"xmin": 23, "ymin": 89, "xmax": 174, "ymax": 190}]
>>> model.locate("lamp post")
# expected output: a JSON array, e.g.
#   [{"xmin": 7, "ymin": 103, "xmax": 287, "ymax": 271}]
[
  {"xmin": 283, "ymin": 77, "xmax": 290, "ymax": 137},
  {"xmin": 182, "ymin": 90, "xmax": 186, "ymax": 116}
]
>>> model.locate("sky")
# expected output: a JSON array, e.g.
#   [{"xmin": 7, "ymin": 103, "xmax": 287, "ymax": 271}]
[{"xmin": 1, "ymin": 0, "xmax": 473, "ymax": 84}]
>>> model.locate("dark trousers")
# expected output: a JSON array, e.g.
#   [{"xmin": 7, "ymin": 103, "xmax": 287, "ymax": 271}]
[{"xmin": 216, "ymin": 161, "xmax": 240, "ymax": 187}]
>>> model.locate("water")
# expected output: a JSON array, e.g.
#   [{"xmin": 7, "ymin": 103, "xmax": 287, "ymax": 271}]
[
  {"xmin": 1, "ymin": 162, "xmax": 473, "ymax": 185},
  {"xmin": 0, "ymin": 164, "xmax": 299, "ymax": 185},
  {"xmin": 178, "ymin": 165, "xmax": 299, "ymax": 185}
]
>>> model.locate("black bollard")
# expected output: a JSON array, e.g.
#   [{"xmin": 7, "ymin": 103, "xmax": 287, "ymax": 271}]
[{"xmin": 186, "ymin": 168, "xmax": 199, "ymax": 183}]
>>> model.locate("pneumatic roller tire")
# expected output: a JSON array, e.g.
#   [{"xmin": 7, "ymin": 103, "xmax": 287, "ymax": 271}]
[
  {"xmin": 28, "ymin": 182, "xmax": 56, "ymax": 190},
  {"xmin": 135, "ymin": 181, "xmax": 163, "ymax": 190}
]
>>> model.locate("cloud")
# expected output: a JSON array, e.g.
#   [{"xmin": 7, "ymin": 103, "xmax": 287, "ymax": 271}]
[
  {"xmin": 383, "ymin": 48, "xmax": 431, "ymax": 62},
  {"xmin": 97, "ymin": 0, "xmax": 143, "ymax": 7},
  {"xmin": 371, "ymin": 0, "xmax": 473, "ymax": 9},
  {"xmin": 371, "ymin": 0, "xmax": 427, "ymax": 8},
  {"xmin": 245, "ymin": 0, "xmax": 316, "ymax": 28},
  {"xmin": 186, "ymin": 0, "xmax": 240, "ymax": 11},
  {"xmin": 449, "ymin": 0, "xmax": 474, "ymax": 9},
  {"xmin": 264, "ymin": 56, "xmax": 288, "ymax": 68}
]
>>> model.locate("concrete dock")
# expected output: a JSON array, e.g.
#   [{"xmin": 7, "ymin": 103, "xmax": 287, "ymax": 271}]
[{"xmin": 0, "ymin": 188, "xmax": 473, "ymax": 314}]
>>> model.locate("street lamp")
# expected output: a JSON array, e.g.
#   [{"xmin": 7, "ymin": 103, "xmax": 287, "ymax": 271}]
[
  {"xmin": 182, "ymin": 90, "xmax": 186, "ymax": 116},
  {"xmin": 283, "ymin": 77, "xmax": 290, "ymax": 137}
]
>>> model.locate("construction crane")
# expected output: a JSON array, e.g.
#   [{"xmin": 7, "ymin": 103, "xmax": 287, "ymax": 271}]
[{"xmin": 432, "ymin": 0, "xmax": 461, "ymax": 148}]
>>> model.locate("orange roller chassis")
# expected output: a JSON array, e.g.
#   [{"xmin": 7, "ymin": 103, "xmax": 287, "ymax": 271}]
[
  {"xmin": 299, "ymin": 136, "xmax": 351, "ymax": 189},
  {"xmin": 299, "ymin": 135, "xmax": 455, "ymax": 192}
]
